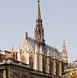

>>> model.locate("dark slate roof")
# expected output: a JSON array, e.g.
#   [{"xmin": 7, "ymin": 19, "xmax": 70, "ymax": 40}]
[{"xmin": 18, "ymin": 36, "xmax": 61, "ymax": 59}]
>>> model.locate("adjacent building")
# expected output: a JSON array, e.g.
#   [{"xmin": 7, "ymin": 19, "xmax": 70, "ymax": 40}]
[{"xmin": 63, "ymin": 61, "xmax": 77, "ymax": 78}]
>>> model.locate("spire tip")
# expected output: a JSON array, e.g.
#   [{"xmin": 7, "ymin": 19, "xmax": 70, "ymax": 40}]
[{"xmin": 37, "ymin": 0, "xmax": 40, "ymax": 2}]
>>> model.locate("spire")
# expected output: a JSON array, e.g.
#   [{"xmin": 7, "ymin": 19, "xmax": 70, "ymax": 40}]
[
  {"xmin": 62, "ymin": 40, "xmax": 68, "ymax": 64},
  {"xmin": 35, "ymin": 0, "xmax": 45, "ymax": 44},
  {"xmin": 36, "ymin": 0, "xmax": 41, "ymax": 20}
]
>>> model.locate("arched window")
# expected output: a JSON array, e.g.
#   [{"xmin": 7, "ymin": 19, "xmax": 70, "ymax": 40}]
[
  {"xmin": 21, "ymin": 56, "xmax": 26, "ymax": 63},
  {"xmin": 29, "ymin": 57, "xmax": 33, "ymax": 69}
]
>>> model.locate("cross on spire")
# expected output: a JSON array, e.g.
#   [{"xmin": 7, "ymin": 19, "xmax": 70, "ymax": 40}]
[
  {"xmin": 37, "ymin": 0, "xmax": 40, "ymax": 2},
  {"xmin": 26, "ymin": 32, "xmax": 28, "ymax": 38}
]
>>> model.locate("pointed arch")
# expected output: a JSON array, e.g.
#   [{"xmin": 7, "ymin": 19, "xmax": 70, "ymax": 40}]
[
  {"xmin": 29, "ymin": 56, "xmax": 33, "ymax": 69},
  {"xmin": 21, "ymin": 55, "xmax": 26, "ymax": 63}
]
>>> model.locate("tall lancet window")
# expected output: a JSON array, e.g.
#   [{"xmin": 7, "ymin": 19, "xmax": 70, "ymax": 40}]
[
  {"xmin": 29, "ymin": 57, "xmax": 33, "ymax": 69},
  {"xmin": 43, "ymin": 57, "xmax": 46, "ymax": 73}
]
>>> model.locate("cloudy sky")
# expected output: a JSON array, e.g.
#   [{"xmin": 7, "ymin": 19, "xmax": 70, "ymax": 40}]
[{"xmin": 0, "ymin": 0, "xmax": 77, "ymax": 63}]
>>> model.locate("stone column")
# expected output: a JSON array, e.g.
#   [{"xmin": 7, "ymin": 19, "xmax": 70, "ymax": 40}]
[
  {"xmin": 17, "ymin": 52, "xmax": 20, "ymax": 61},
  {"xmin": 3, "ymin": 70, "xmax": 6, "ymax": 78},
  {"xmin": 52, "ymin": 52, "xmax": 57, "ymax": 76},
  {"xmin": 46, "ymin": 49, "xmax": 50, "ymax": 73},
  {"xmin": 39, "ymin": 46, "xmax": 43, "ymax": 72},
  {"xmin": 25, "ymin": 43, "xmax": 30, "ymax": 65},
  {"xmin": 59, "ymin": 60, "xmax": 62, "ymax": 77},
  {"xmin": 17, "ymin": 46, "xmax": 21, "ymax": 61},
  {"xmin": 39, "ymin": 54, "xmax": 43, "ymax": 71},
  {"xmin": 34, "ymin": 53, "xmax": 37, "ymax": 70},
  {"xmin": 52, "ymin": 59, "xmax": 56, "ymax": 76},
  {"xmin": 46, "ymin": 57, "xmax": 50, "ymax": 73},
  {"xmin": 33, "ymin": 44, "xmax": 38, "ymax": 70}
]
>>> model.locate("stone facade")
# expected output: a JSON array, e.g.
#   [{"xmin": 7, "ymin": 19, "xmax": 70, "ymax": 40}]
[{"xmin": 0, "ymin": 58, "xmax": 62, "ymax": 78}]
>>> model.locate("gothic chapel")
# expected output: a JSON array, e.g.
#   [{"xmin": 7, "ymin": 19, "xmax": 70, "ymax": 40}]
[{"xmin": 17, "ymin": 0, "xmax": 68, "ymax": 78}]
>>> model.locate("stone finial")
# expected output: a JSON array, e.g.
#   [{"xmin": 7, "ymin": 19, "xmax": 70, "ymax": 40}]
[{"xmin": 25, "ymin": 32, "xmax": 28, "ymax": 38}]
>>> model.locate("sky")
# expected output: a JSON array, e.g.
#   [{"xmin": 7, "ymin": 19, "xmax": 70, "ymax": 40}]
[{"xmin": 0, "ymin": 0, "xmax": 77, "ymax": 63}]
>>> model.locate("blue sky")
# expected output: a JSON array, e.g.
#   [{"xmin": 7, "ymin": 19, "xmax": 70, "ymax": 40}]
[{"xmin": 0, "ymin": 0, "xmax": 77, "ymax": 63}]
